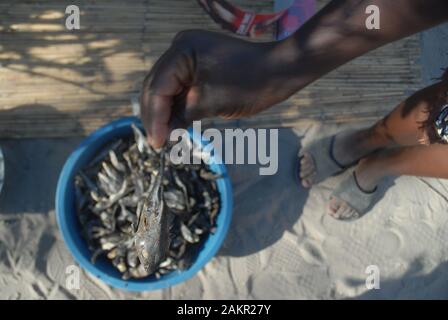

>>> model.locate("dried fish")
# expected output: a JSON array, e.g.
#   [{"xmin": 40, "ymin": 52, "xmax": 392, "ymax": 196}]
[
  {"xmin": 180, "ymin": 223, "xmax": 200, "ymax": 244},
  {"xmin": 74, "ymin": 125, "xmax": 221, "ymax": 279},
  {"xmin": 134, "ymin": 150, "xmax": 171, "ymax": 273}
]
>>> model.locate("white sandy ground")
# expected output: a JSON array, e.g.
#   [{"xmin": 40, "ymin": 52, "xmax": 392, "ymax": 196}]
[{"xmin": 0, "ymin": 122, "xmax": 448, "ymax": 300}]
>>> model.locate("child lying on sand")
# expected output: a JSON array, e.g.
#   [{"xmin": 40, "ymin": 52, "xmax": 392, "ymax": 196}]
[{"xmin": 299, "ymin": 69, "xmax": 448, "ymax": 220}]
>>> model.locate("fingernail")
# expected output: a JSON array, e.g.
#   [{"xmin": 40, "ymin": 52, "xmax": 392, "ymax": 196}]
[{"xmin": 150, "ymin": 135, "xmax": 164, "ymax": 149}]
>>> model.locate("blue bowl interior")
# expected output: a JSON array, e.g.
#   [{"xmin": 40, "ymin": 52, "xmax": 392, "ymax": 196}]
[{"xmin": 55, "ymin": 117, "xmax": 232, "ymax": 291}]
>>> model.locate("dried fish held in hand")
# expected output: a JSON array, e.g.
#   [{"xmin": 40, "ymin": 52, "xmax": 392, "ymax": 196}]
[{"xmin": 134, "ymin": 150, "xmax": 171, "ymax": 274}]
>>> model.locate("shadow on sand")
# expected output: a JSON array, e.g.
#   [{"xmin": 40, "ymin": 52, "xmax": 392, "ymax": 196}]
[
  {"xmin": 218, "ymin": 128, "xmax": 309, "ymax": 257},
  {"xmin": 0, "ymin": 104, "xmax": 83, "ymax": 215}
]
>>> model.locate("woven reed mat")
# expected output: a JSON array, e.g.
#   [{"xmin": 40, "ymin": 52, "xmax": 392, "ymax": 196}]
[{"xmin": 0, "ymin": 0, "xmax": 421, "ymax": 138}]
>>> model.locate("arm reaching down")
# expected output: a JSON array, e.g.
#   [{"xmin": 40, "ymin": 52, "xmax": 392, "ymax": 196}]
[{"xmin": 141, "ymin": 0, "xmax": 448, "ymax": 148}]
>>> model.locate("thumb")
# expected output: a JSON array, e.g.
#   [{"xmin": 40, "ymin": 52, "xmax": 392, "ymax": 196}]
[{"xmin": 140, "ymin": 48, "xmax": 192, "ymax": 148}]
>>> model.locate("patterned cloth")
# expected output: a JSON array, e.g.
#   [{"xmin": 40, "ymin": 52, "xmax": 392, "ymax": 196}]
[
  {"xmin": 276, "ymin": 0, "xmax": 316, "ymax": 40},
  {"xmin": 197, "ymin": 0, "xmax": 316, "ymax": 39}
]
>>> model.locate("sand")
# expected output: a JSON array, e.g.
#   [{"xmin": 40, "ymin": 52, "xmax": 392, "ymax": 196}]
[{"xmin": 0, "ymin": 121, "xmax": 448, "ymax": 300}]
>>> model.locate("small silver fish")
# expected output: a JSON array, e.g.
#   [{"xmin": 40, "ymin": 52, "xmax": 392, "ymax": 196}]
[{"xmin": 133, "ymin": 150, "xmax": 170, "ymax": 274}]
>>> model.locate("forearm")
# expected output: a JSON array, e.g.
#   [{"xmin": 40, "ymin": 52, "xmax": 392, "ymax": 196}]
[{"xmin": 269, "ymin": 0, "xmax": 448, "ymax": 96}]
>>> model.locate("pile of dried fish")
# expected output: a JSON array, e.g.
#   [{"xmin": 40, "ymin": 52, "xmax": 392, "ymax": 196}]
[{"xmin": 74, "ymin": 124, "xmax": 221, "ymax": 280}]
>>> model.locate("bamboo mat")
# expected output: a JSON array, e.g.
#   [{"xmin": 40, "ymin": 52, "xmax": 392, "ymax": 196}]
[{"xmin": 0, "ymin": 0, "xmax": 421, "ymax": 138}]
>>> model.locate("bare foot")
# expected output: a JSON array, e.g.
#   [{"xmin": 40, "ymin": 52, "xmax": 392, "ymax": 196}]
[
  {"xmin": 299, "ymin": 130, "xmax": 375, "ymax": 188},
  {"xmin": 328, "ymin": 158, "xmax": 380, "ymax": 219}
]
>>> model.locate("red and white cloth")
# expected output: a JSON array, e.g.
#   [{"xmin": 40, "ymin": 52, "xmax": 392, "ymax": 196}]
[{"xmin": 197, "ymin": 0, "xmax": 316, "ymax": 40}]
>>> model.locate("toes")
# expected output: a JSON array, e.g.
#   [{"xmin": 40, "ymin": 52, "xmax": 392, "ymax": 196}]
[
  {"xmin": 302, "ymin": 180, "xmax": 310, "ymax": 188},
  {"xmin": 300, "ymin": 163, "xmax": 314, "ymax": 179},
  {"xmin": 337, "ymin": 203, "xmax": 354, "ymax": 220},
  {"xmin": 299, "ymin": 153, "xmax": 311, "ymax": 165},
  {"xmin": 302, "ymin": 175, "xmax": 315, "ymax": 188},
  {"xmin": 344, "ymin": 209, "xmax": 359, "ymax": 220},
  {"xmin": 328, "ymin": 197, "xmax": 359, "ymax": 220},
  {"xmin": 299, "ymin": 153, "xmax": 316, "ymax": 187},
  {"xmin": 300, "ymin": 158, "xmax": 313, "ymax": 172},
  {"xmin": 300, "ymin": 154, "xmax": 311, "ymax": 168},
  {"xmin": 329, "ymin": 197, "xmax": 341, "ymax": 214}
]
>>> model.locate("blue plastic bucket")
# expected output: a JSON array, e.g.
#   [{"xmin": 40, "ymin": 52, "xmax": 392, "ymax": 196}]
[{"xmin": 55, "ymin": 117, "xmax": 233, "ymax": 291}]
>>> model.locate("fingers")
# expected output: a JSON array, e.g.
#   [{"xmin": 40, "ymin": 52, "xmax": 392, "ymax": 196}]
[
  {"xmin": 183, "ymin": 86, "xmax": 205, "ymax": 123},
  {"xmin": 169, "ymin": 85, "xmax": 208, "ymax": 134},
  {"xmin": 140, "ymin": 48, "xmax": 189, "ymax": 148},
  {"xmin": 141, "ymin": 92, "xmax": 172, "ymax": 148}
]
